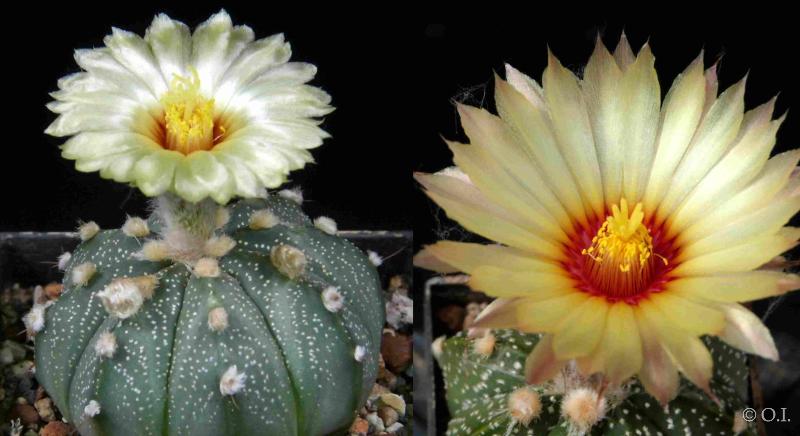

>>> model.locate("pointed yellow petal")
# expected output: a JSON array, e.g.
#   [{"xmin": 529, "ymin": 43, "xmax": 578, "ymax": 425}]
[
  {"xmin": 412, "ymin": 246, "xmax": 458, "ymax": 273},
  {"xmin": 415, "ymin": 241, "xmax": 561, "ymax": 275},
  {"xmin": 524, "ymin": 335, "xmax": 565, "ymax": 385},
  {"xmin": 647, "ymin": 293, "xmax": 725, "ymax": 335},
  {"xmin": 675, "ymin": 226, "xmax": 800, "ymax": 275},
  {"xmin": 599, "ymin": 303, "xmax": 643, "ymax": 384},
  {"xmin": 670, "ymin": 271, "xmax": 800, "ymax": 303},
  {"xmin": 656, "ymin": 76, "xmax": 746, "ymax": 222},
  {"xmin": 472, "ymin": 298, "xmax": 521, "ymax": 330},
  {"xmin": 415, "ymin": 172, "xmax": 564, "ymax": 258},
  {"xmin": 719, "ymin": 303, "xmax": 779, "ymax": 360},
  {"xmin": 552, "ymin": 296, "xmax": 608, "ymax": 359},
  {"xmin": 619, "ymin": 43, "xmax": 660, "ymax": 202},
  {"xmin": 635, "ymin": 309, "xmax": 679, "ymax": 406},
  {"xmin": 583, "ymin": 37, "xmax": 624, "ymax": 206},
  {"xmin": 543, "ymin": 50, "xmax": 604, "ymax": 218},
  {"xmin": 468, "ymin": 266, "xmax": 575, "ymax": 299},
  {"xmin": 516, "ymin": 292, "xmax": 589, "ymax": 333},
  {"xmin": 494, "ymin": 78, "xmax": 587, "ymax": 228},
  {"xmin": 504, "ymin": 63, "xmax": 546, "ymax": 109},
  {"xmin": 643, "ymin": 52, "xmax": 705, "ymax": 214}
]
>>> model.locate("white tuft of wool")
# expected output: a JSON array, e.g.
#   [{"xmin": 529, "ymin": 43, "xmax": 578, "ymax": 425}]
[
  {"xmin": 321, "ymin": 286, "xmax": 345, "ymax": 313},
  {"xmin": 385, "ymin": 293, "xmax": 413, "ymax": 329},
  {"xmin": 208, "ymin": 307, "xmax": 229, "ymax": 332},
  {"xmin": 270, "ymin": 244, "xmax": 307, "ymax": 279},
  {"xmin": 134, "ymin": 275, "xmax": 159, "ymax": 299},
  {"xmin": 354, "ymin": 345, "xmax": 367, "ymax": 362},
  {"xmin": 72, "ymin": 262, "xmax": 96, "ymax": 286},
  {"xmin": 95, "ymin": 332, "xmax": 117, "ymax": 358},
  {"xmin": 84, "ymin": 400, "xmax": 101, "ymax": 417},
  {"xmin": 78, "ymin": 221, "xmax": 100, "ymax": 241},
  {"xmin": 561, "ymin": 387, "xmax": 606, "ymax": 434},
  {"xmin": 507, "ymin": 387, "xmax": 542, "ymax": 426},
  {"xmin": 278, "ymin": 188, "xmax": 303, "ymax": 204},
  {"xmin": 23, "ymin": 305, "xmax": 46, "ymax": 336},
  {"xmin": 122, "ymin": 216, "xmax": 150, "ymax": 237},
  {"xmin": 249, "ymin": 209, "xmax": 279, "ymax": 230},
  {"xmin": 367, "ymin": 250, "xmax": 383, "ymax": 266},
  {"xmin": 473, "ymin": 331, "xmax": 496, "ymax": 357},
  {"xmin": 204, "ymin": 235, "xmax": 236, "ymax": 257},
  {"xmin": 33, "ymin": 285, "xmax": 47, "ymax": 305},
  {"xmin": 137, "ymin": 240, "xmax": 170, "ymax": 261},
  {"xmin": 313, "ymin": 216, "xmax": 338, "ymax": 235},
  {"xmin": 215, "ymin": 207, "xmax": 231, "ymax": 229},
  {"xmin": 57, "ymin": 252, "xmax": 71, "ymax": 270},
  {"xmin": 194, "ymin": 257, "xmax": 221, "ymax": 278},
  {"xmin": 96, "ymin": 278, "xmax": 144, "ymax": 319},
  {"xmin": 219, "ymin": 365, "xmax": 246, "ymax": 396}
]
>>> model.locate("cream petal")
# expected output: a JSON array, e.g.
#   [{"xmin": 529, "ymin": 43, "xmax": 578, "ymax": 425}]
[
  {"xmin": 618, "ymin": 44, "xmax": 660, "ymax": 202},
  {"xmin": 413, "ymin": 241, "xmax": 562, "ymax": 275},
  {"xmin": 551, "ymin": 296, "xmax": 608, "ymax": 359},
  {"xmin": 214, "ymin": 140, "xmax": 289, "ymax": 188},
  {"xmin": 468, "ymin": 266, "xmax": 575, "ymax": 299},
  {"xmin": 456, "ymin": 104, "xmax": 571, "ymax": 240},
  {"xmin": 583, "ymin": 38, "xmax": 624, "ymax": 206},
  {"xmin": 471, "ymin": 298, "xmax": 522, "ymax": 330},
  {"xmin": 670, "ymin": 271, "xmax": 800, "ymax": 303},
  {"xmin": 132, "ymin": 150, "xmax": 181, "ymax": 196},
  {"xmin": 543, "ymin": 50, "xmax": 604, "ymax": 218},
  {"xmin": 613, "ymin": 32, "xmax": 636, "ymax": 70},
  {"xmin": 144, "ymin": 14, "xmax": 192, "ymax": 80},
  {"xmin": 647, "ymin": 293, "xmax": 725, "ymax": 335},
  {"xmin": 412, "ymin": 248, "xmax": 458, "ymax": 274},
  {"xmin": 71, "ymin": 49, "xmax": 159, "ymax": 105},
  {"xmin": 702, "ymin": 62, "xmax": 719, "ymax": 117},
  {"xmin": 719, "ymin": 303, "xmax": 779, "ymax": 360},
  {"xmin": 191, "ymin": 10, "xmax": 254, "ymax": 95},
  {"xmin": 174, "ymin": 152, "xmax": 236, "ymax": 203},
  {"xmin": 515, "ymin": 292, "xmax": 589, "ymax": 333},
  {"xmin": 212, "ymin": 152, "xmax": 262, "ymax": 198},
  {"xmin": 667, "ymin": 100, "xmax": 782, "ymax": 236},
  {"xmin": 680, "ymin": 149, "xmax": 800, "ymax": 243},
  {"xmin": 415, "ymin": 172, "xmax": 565, "ymax": 257},
  {"xmin": 61, "ymin": 132, "xmax": 157, "ymax": 161},
  {"xmin": 104, "ymin": 27, "xmax": 168, "ymax": 97},
  {"xmin": 599, "ymin": 303, "xmax": 642, "ymax": 384},
  {"xmin": 495, "ymin": 76, "xmax": 586, "ymax": 227},
  {"xmin": 656, "ymin": 76, "xmax": 746, "ymax": 223},
  {"xmin": 675, "ymin": 227, "xmax": 800, "ymax": 275},
  {"xmin": 214, "ymin": 34, "xmax": 292, "ymax": 108},
  {"xmin": 635, "ymin": 310, "xmax": 679, "ymax": 405},
  {"xmin": 504, "ymin": 63, "xmax": 545, "ymax": 109},
  {"xmin": 643, "ymin": 52, "xmax": 705, "ymax": 215},
  {"xmin": 524, "ymin": 335, "xmax": 565, "ymax": 385}
]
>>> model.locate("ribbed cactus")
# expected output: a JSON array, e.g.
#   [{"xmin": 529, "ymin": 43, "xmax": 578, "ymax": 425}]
[
  {"xmin": 33, "ymin": 194, "xmax": 384, "ymax": 435},
  {"xmin": 437, "ymin": 329, "xmax": 756, "ymax": 436}
]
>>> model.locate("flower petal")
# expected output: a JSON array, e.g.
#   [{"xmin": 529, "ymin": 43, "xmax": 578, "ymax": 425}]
[
  {"xmin": 132, "ymin": 149, "xmax": 181, "ymax": 196},
  {"xmin": 174, "ymin": 151, "xmax": 235, "ymax": 203},
  {"xmin": 635, "ymin": 309, "xmax": 679, "ymax": 406},
  {"xmin": 144, "ymin": 14, "xmax": 192, "ymax": 80},
  {"xmin": 413, "ymin": 241, "xmax": 561, "ymax": 275},
  {"xmin": 524, "ymin": 335, "xmax": 565, "ymax": 385},
  {"xmin": 718, "ymin": 303, "xmax": 779, "ymax": 360},
  {"xmin": 551, "ymin": 296, "xmax": 608, "ymax": 359},
  {"xmin": 104, "ymin": 27, "xmax": 168, "ymax": 97},
  {"xmin": 599, "ymin": 303, "xmax": 643, "ymax": 384},
  {"xmin": 191, "ymin": 10, "xmax": 254, "ymax": 94},
  {"xmin": 647, "ymin": 293, "xmax": 726, "ymax": 335},
  {"xmin": 468, "ymin": 266, "xmax": 575, "ymax": 299},
  {"xmin": 670, "ymin": 271, "xmax": 800, "ymax": 303},
  {"xmin": 515, "ymin": 292, "xmax": 589, "ymax": 333}
]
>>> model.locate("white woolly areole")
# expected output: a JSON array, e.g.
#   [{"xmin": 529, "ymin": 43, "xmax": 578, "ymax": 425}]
[
  {"xmin": 78, "ymin": 221, "xmax": 100, "ymax": 241},
  {"xmin": 122, "ymin": 216, "xmax": 150, "ymax": 237},
  {"xmin": 138, "ymin": 240, "xmax": 170, "ymax": 262},
  {"xmin": 204, "ymin": 235, "xmax": 237, "ymax": 257},
  {"xmin": 270, "ymin": 244, "xmax": 307, "ymax": 279},
  {"xmin": 385, "ymin": 292, "xmax": 413, "ymax": 329},
  {"xmin": 473, "ymin": 331, "xmax": 496, "ymax": 357},
  {"xmin": 208, "ymin": 307, "xmax": 229, "ymax": 332},
  {"xmin": 321, "ymin": 286, "xmax": 344, "ymax": 313},
  {"xmin": 215, "ymin": 207, "xmax": 231, "ymax": 229},
  {"xmin": 507, "ymin": 387, "xmax": 542, "ymax": 426},
  {"xmin": 57, "ymin": 252, "xmax": 72, "ymax": 270},
  {"xmin": 367, "ymin": 250, "xmax": 383, "ymax": 267},
  {"xmin": 84, "ymin": 400, "xmax": 101, "ymax": 417},
  {"xmin": 431, "ymin": 336, "xmax": 446, "ymax": 361},
  {"xmin": 95, "ymin": 332, "xmax": 118, "ymax": 358},
  {"xmin": 194, "ymin": 257, "xmax": 221, "ymax": 277},
  {"xmin": 249, "ymin": 209, "xmax": 279, "ymax": 230},
  {"xmin": 220, "ymin": 365, "xmax": 246, "ymax": 396},
  {"xmin": 561, "ymin": 387, "xmax": 606, "ymax": 433},
  {"xmin": 23, "ymin": 305, "xmax": 46, "ymax": 335},
  {"xmin": 354, "ymin": 345, "xmax": 367, "ymax": 362},
  {"xmin": 313, "ymin": 216, "xmax": 338, "ymax": 235},
  {"xmin": 134, "ymin": 275, "xmax": 159, "ymax": 300},
  {"xmin": 96, "ymin": 278, "xmax": 144, "ymax": 319},
  {"xmin": 72, "ymin": 262, "xmax": 96, "ymax": 286},
  {"xmin": 278, "ymin": 188, "xmax": 303, "ymax": 204}
]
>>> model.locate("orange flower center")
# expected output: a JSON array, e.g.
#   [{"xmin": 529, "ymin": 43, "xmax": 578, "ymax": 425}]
[{"xmin": 565, "ymin": 199, "xmax": 676, "ymax": 304}]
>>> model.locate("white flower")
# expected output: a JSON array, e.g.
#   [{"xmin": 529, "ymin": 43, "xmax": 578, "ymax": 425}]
[
  {"xmin": 46, "ymin": 11, "xmax": 333, "ymax": 204},
  {"xmin": 219, "ymin": 365, "xmax": 246, "ymax": 395}
]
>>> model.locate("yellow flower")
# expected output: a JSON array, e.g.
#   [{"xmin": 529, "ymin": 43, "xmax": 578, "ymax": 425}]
[
  {"xmin": 416, "ymin": 35, "xmax": 800, "ymax": 405},
  {"xmin": 46, "ymin": 11, "xmax": 332, "ymax": 203}
]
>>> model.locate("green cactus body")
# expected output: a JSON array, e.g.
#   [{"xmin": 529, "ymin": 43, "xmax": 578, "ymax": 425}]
[
  {"xmin": 439, "ymin": 329, "xmax": 756, "ymax": 436},
  {"xmin": 34, "ymin": 195, "xmax": 384, "ymax": 435}
]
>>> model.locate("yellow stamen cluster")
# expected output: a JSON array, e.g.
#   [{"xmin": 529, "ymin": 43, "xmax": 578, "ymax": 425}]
[
  {"xmin": 582, "ymin": 199, "xmax": 654, "ymax": 273},
  {"xmin": 161, "ymin": 69, "xmax": 215, "ymax": 154}
]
